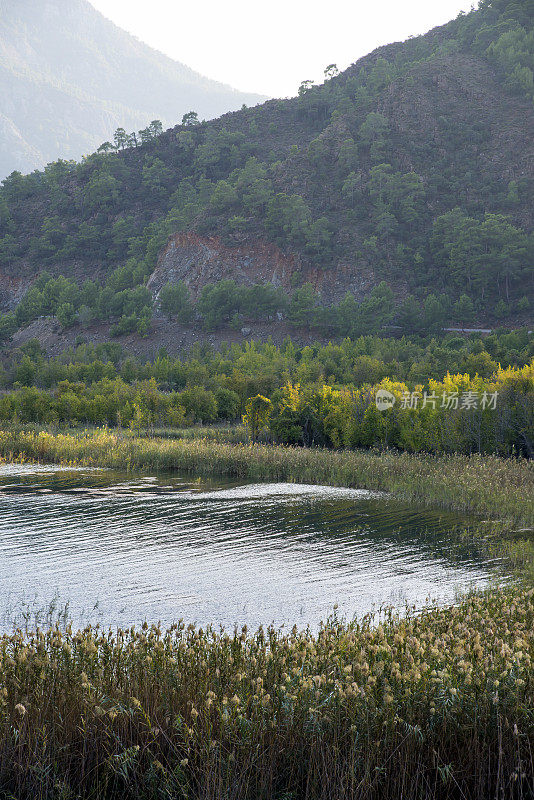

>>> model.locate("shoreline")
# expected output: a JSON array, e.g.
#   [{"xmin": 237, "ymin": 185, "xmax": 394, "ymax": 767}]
[
  {"xmin": 0, "ymin": 427, "xmax": 532, "ymax": 522},
  {"xmin": 1, "ymin": 426, "xmax": 532, "ymax": 577},
  {"xmin": 0, "ymin": 428, "xmax": 532, "ymax": 797}
]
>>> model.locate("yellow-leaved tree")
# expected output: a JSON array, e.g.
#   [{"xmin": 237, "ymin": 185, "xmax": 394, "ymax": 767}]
[{"xmin": 243, "ymin": 395, "xmax": 271, "ymax": 443}]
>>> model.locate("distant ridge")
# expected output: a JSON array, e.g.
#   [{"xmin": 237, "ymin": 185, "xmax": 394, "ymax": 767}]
[{"xmin": 0, "ymin": 0, "xmax": 266, "ymax": 177}]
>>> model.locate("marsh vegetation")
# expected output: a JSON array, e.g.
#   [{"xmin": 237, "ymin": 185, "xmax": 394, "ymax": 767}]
[{"xmin": 0, "ymin": 587, "xmax": 532, "ymax": 799}]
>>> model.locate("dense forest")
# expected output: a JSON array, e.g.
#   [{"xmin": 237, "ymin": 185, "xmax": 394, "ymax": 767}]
[{"xmin": 0, "ymin": 0, "xmax": 532, "ymax": 349}]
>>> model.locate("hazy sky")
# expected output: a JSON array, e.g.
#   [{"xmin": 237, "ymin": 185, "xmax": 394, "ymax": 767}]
[{"xmin": 89, "ymin": 0, "xmax": 477, "ymax": 97}]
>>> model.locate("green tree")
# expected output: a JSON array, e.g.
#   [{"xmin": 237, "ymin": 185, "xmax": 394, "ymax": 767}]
[
  {"xmin": 178, "ymin": 386, "xmax": 218, "ymax": 422},
  {"xmin": 341, "ymin": 171, "xmax": 361, "ymax": 205},
  {"xmin": 355, "ymin": 282, "xmax": 395, "ymax": 334},
  {"xmin": 198, "ymin": 280, "xmax": 243, "ymax": 330},
  {"xmin": 113, "ymin": 128, "xmax": 129, "ymax": 150},
  {"xmin": 159, "ymin": 282, "xmax": 193, "ymax": 323},
  {"xmin": 97, "ymin": 141, "xmax": 115, "ymax": 154},
  {"xmin": 324, "ymin": 63, "xmax": 339, "ymax": 79},
  {"xmin": 182, "ymin": 112, "xmax": 200, "ymax": 126},
  {"xmin": 15, "ymin": 287, "xmax": 46, "ymax": 326},
  {"xmin": 305, "ymin": 217, "xmax": 333, "ymax": 261},
  {"xmin": 242, "ymin": 283, "xmax": 287, "ymax": 319},
  {"xmin": 14, "ymin": 355, "xmax": 36, "ymax": 386},
  {"xmin": 266, "ymin": 194, "xmax": 311, "ymax": 247},
  {"xmin": 359, "ymin": 112, "xmax": 390, "ymax": 160},
  {"xmin": 0, "ymin": 313, "xmax": 16, "ymax": 343},
  {"xmin": 432, "ymin": 211, "xmax": 528, "ymax": 302},
  {"xmin": 338, "ymin": 138, "xmax": 360, "ymax": 174},
  {"xmin": 215, "ymin": 387, "xmax": 241, "ymax": 420},
  {"xmin": 57, "ymin": 302, "xmax": 76, "ymax": 329},
  {"xmin": 453, "ymin": 294, "xmax": 475, "ymax": 324},
  {"xmin": 288, "ymin": 284, "xmax": 319, "ymax": 327},
  {"xmin": 423, "ymin": 294, "xmax": 447, "ymax": 332},
  {"xmin": 398, "ymin": 295, "xmax": 422, "ymax": 332},
  {"xmin": 298, "ymin": 80, "xmax": 315, "ymax": 96},
  {"xmin": 0, "ymin": 197, "xmax": 13, "ymax": 236},
  {"xmin": 83, "ymin": 171, "xmax": 119, "ymax": 213},
  {"xmin": 142, "ymin": 157, "xmax": 172, "ymax": 199},
  {"xmin": 77, "ymin": 305, "xmax": 94, "ymax": 327},
  {"xmin": 243, "ymin": 394, "xmax": 271, "ymax": 442},
  {"xmin": 235, "ymin": 158, "xmax": 273, "ymax": 213},
  {"xmin": 149, "ymin": 120, "xmax": 163, "ymax": 137},
  {"xmin": 210, "ymin": 180, "xmax": 238, "ymax": 211}
]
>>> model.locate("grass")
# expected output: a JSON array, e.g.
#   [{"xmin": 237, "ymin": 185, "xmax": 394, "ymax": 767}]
[
  {"xmin": 0, "ymin": 427, "xmax": 532, "ymax": 525},
  {"xmin": 133, "ymin": 424, "xmax": 250, "ymax": 444},
  {"xmin": 0, "ymin": 588, "xmax": 532, "ymax": 799},
  {"xmin": 0, "ymin": 427, "xmax": 532, "ymax": 798}
]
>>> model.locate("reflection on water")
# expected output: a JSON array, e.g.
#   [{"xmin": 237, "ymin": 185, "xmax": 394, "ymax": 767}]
[{"xmin": 0, "ymin": 464, "xmax": 504, "ymax": 630}]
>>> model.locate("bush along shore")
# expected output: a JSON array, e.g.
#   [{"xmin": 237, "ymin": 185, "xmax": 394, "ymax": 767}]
[
  {"xmin": 0, "ymin": 428, "xmax": 533, "ymax": 799},
  {"xmin": 0, "ymin": 359, "xmax": 532, "ymax": 457}
]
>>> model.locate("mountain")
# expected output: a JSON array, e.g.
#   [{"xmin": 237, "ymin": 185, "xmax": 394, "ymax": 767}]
[
  {"xmin": 0, "ymin": 0, "xmax": 265, "ymax": 178},
  {"xmin": 0, "ymin": 0, "xmax": 532, "ymax": 352}
]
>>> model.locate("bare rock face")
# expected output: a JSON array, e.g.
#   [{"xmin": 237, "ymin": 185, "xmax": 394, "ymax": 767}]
[
  {"xmin": 147, "ymin": 233, "xmax": 299, "ymax": 300},
  {"xmin": 11, "ymin": 316, "xmax": 62, "ymax": 350},
  {"xmin": 148, "ymin": 232, "xmax": 377, "ymax": 303},
  {"xmin": 0, "ymin": 271, "xmax": 31, "ymax": 312}
]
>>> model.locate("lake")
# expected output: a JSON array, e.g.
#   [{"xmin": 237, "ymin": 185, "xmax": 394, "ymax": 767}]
[{"xmin": 0, "ymin": 463, "xmax": 505, "ymax": 631}]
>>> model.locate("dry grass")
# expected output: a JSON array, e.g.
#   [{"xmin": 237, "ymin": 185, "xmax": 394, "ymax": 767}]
[{"xmin": 0, "ymin": 428, "xmax": 532, "ymax": 798}]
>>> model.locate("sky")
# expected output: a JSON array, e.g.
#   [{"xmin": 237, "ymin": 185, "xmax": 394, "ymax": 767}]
[{"xmin": 89, "ymin": 0, "xmax": 477, "ymax": 98}]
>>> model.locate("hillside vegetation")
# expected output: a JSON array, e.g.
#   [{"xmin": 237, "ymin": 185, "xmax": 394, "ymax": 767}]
[
  {"xmin": 0, "ymin": 0, "xmax": 264, "ymax": 178},
  {"xmin": 0, "ymin": 0, "xmax": 533, "ymax": 347}
]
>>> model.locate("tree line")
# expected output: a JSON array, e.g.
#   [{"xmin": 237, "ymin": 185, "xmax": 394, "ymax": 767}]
[
  {"xmin": 1, "ymin": 265, "xmax": 530, "ymax": 347},
  {"xmin": 0, "ymin": 329, "xmax": 532, "ymax": 455},
  {"xmin": 0, "ymin": 359, "xmax": 531, "ymax": 458}
]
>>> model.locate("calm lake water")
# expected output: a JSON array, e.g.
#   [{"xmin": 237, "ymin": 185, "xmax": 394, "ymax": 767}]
[{"xmin": 0, "ymin": 463, "xmax": 504, "ymax": 631}]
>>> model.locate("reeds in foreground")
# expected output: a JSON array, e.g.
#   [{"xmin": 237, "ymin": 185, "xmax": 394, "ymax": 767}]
[
  {"xmin": 0, "ymin": 588, "xmax": 532, "ymax": 799},
  {"xmin": 0, "ymin": 428, "xmax": 532, "ymax": 797}
]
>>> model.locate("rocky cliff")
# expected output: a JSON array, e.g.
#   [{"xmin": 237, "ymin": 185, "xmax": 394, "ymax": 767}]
[{"xmin": 147, "ymin": 233, "xmax": 377, "ymax": 305}]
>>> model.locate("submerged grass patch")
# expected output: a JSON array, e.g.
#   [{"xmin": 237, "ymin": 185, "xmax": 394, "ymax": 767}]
[{"xmin": 0, "ymin": 588, "xmax": 532, "ymax": 800}]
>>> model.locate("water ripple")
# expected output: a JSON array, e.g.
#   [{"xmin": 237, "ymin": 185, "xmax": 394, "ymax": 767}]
[{"xmin": 0, "ymin": 466, "xmax": 504, "ymax": 631}]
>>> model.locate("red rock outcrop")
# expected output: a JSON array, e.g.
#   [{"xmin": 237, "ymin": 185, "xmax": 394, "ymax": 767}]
[{"xmin": 148, "ymin": 232, "xmax": 376, "ymax": 303}]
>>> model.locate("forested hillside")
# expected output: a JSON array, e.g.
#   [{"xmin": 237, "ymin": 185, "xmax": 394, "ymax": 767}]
[
  {"xmin": 0, "ymin": 0, "xmax": 532, "ymax": 349},
  {"xmin": 0, "ymin": 0, "xmax": 264, "ymax": 178}
]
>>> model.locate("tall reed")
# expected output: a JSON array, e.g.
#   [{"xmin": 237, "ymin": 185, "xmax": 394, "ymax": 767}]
[
  {"xmin": 0, "ymin": 587, "xmax": 532, "ymax": 800},
  {"xmin": 0, "ymin": 429, "xmax": 533, "ymax": 797}
]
